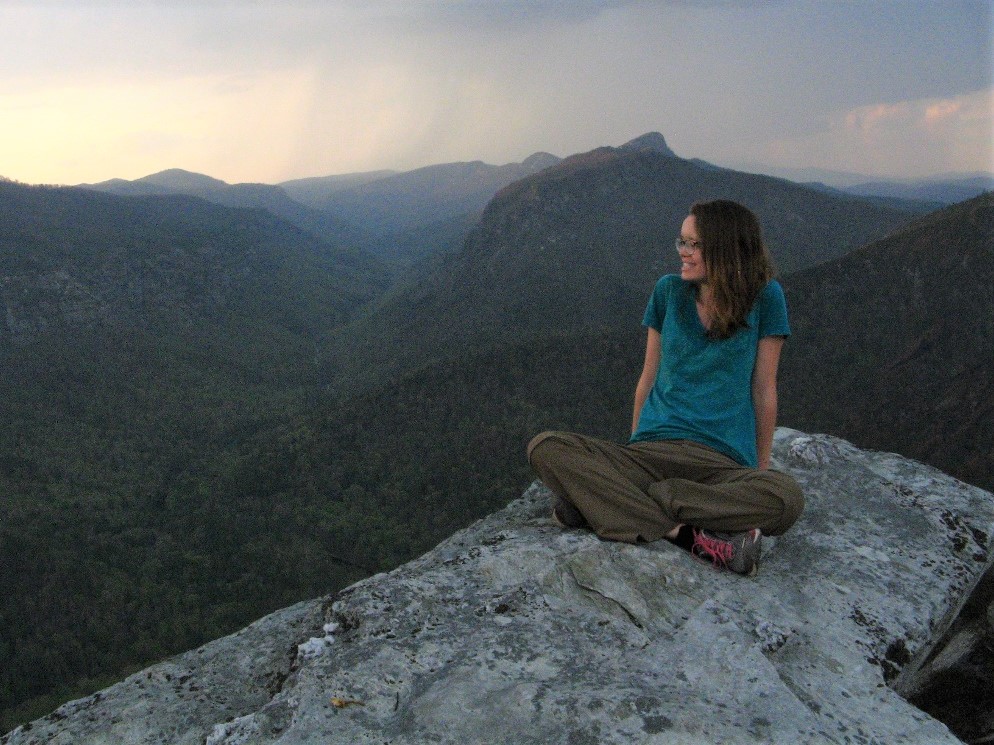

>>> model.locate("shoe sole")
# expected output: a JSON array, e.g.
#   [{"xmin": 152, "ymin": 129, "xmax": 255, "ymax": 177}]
[{"xmin": 691, "ymin": 528, "xmax": 761, "ymax": 576}]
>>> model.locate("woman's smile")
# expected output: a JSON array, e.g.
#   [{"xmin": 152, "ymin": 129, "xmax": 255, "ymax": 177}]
[{"xmin": 678, "ymin": 214, "xmax": 707, "ymax": 282}]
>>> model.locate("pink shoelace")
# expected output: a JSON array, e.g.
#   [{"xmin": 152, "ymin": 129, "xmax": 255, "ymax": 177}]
[{"xmin": 691, "ymin": 529, "xmax": 734, "ymax": 569}]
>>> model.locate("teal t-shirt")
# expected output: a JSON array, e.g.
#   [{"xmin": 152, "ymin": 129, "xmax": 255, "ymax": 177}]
[{"xmin": 630, "ymin": 275, "xmax": 791, "ymax": 467}]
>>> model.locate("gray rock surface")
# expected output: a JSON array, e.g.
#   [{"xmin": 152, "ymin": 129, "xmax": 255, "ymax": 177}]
[
  {"xmin": 2, "ymin": 601, "xmax": 326, "ymax": 745},
  {"xmin": 5, "ymin": 429, "xmax": 993, "ymax": 744}
]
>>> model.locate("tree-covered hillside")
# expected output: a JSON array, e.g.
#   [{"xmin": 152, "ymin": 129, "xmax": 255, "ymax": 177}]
[
  {"xmin": 82, "ymin": 169, "xmax": 366, "ymax": 249},
  {"xmin": 0, "ymin": 181, "xmax": 389, "ymax": 728},
  {"xmin": 780, "ymin": 192, "xmax": 994, "ymax": 490},
  {"xmin": 322, "ymin": 145, "xmax": 926, "ymax": 390}
]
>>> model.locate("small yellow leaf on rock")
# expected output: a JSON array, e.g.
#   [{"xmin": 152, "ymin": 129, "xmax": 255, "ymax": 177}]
[{"xmin": 330, "ymin": 697, "xmax": 365, "ymax": 708}]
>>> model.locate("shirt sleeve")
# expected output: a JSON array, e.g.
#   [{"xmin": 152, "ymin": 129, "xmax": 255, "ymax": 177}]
[
  {"xmin": 641, "ymin": 276, "xmax": 669, "ymax": 331},
  {"xmin": 758, "ymin": 280, "xmax": 791, "ymax": 338}
]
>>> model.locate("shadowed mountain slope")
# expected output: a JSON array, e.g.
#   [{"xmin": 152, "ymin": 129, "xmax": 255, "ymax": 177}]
[
  {"xmin": 1, "ymin": 181, "xmax": 388, "ymax": 348},
  {"xmin": 305, "ymin": 152, "xmax": 562, "ymax": 237},
  {"xmin": 780, "ymin": 191, "xmax": 994, "ymax": 490},
  {"xmin": 324, "ymin": 144, "xmax": 924, "ymax": 389},
  {"xmin": 82, "ymin": 168, "xmax": 364, "ymax": 246}
]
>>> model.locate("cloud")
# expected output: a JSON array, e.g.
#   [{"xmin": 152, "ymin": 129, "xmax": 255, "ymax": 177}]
[
  {"xmin": 924, "ymin": 100, "xmax": 963, "ymax": 121},
  {"xmin": 410, "ymin": 0, "xmax": 631, "ymax": 28},
  {"xmin": 842, "ymin": 91, "xmax": 991, "ymax": 139},
  {"xmin": 1, "ymin": 1, "xmax": 990, "ymax": 184},
  {"xmin": 844, "ymin": 103, "xmax": 912, "ymax": 132},
  {"xmin": 757, "ymin": 89, "xmax": 993, "ymax": 178}
]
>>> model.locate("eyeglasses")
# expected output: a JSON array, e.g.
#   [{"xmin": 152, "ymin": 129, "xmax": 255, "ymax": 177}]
[{"xmin": 675, "ymin": 238, "xmax": 703, "ymax": 252}]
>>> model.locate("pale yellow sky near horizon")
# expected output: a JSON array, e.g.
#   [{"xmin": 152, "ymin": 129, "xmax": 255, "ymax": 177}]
[{"xmin": 1, "ymin": 1, "xmax": 991, "ymax": 186}]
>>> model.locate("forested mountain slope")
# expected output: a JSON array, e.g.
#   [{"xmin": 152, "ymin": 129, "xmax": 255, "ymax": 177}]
[
  {"xmin": 0, "ymin": 181, "xmax": 389, "ymax": 728},
  {"xmin": 0, "ymin": 181, "xmax": 390, "ymax": 357},
  {"xmin": 82, "ymin": 169, "xmax": 365, "ymax": 247},
  {"xmin": 323, "ymin": 144, "xmax": 925, "ymax": 390},
  {"xmin": 294, "ymin": 152, "xmax": 561, "ymax": 237},
  {"xmin": 780, "ymin": 191, "xmax": 994, "ymax": 490}
]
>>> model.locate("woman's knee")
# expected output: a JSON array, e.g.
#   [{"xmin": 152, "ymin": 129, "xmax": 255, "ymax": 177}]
[
  {"xmin": 767, "ymin": 471, "xmax": 805, "ymax": 535},
  {"xmin": 526, "ymin": 430, "xmax": 571, "ymax": 467}
]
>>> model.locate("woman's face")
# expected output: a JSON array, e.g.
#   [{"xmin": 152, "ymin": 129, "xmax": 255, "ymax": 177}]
[{"xmin": 678, "ymin": 214, "xmax": 707, "ymax": 283}]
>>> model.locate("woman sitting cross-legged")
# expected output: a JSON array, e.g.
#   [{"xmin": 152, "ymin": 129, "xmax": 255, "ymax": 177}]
[{"xmin": 527, "ymin": 199, "xmax": 804, "ymax": 576}]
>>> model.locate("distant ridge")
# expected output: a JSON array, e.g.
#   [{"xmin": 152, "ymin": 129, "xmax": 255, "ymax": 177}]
[
  {"xmin": 82, "ymin": 168, "xmax": 229, "ymax": 195},
  {"xmin": 842, "ymin": 176, "xmax": 994, "ymax": 205},
  {"xmin": 295, "ymin": 153, "xmax": 564, "ymax": 237},
  {"xmin": 278, "ymin": 170, "xmax": 398, "ymax": 206},
  {"xmin": 324, "ymin": 140, "xmax": 925, "ymax": 390},
  {"xmin": 80, "ymin": 169, "xmax": 362, "ymax": 246},
  {"xmin": 78, "ymin": 154, "xmax": 568, "ymax": 264},
  {"xmin": 521, "ymin": 151, "xmax": 561, "ymax": 171},
  {"xmin": 136, "ymin": 168, "xmax": 229, "ymax": 192},
  {"xmin": 721, "ymin": 161, "xmax": 994, "ymax": 202}
]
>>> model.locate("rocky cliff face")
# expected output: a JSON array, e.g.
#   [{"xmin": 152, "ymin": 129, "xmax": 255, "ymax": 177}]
[{"xmin": 5, "ymin": 429, "xmax": 993, "ymax": 744}]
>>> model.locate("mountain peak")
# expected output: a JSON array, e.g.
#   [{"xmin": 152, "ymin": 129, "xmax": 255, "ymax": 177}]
[
  {"xmin": 521, "ymin": 152, "xmax": 561, "ymax": 172},
  {"xmin": 136, "ymin": 168, "xmax": 229, "ymax": 191},
  {"xmin": 619, "ymin": 132, "xmax": 677, "ymax": 158}
]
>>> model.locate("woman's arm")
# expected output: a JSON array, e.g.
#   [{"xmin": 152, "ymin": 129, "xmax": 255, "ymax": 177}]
[
  {"xmin": 632, "ymin": 327, "xmax": 661, "ymax": 435},
  {"xmin": 752, "ymin": 336, "xmax": 785, "ymax": 470}
]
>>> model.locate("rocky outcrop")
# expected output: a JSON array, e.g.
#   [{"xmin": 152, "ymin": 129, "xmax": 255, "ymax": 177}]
[
  {"xmin": 619, "ymin": 132, "xmax": 679, "ymax": 158},
  {"xmin": 5, "ymin": 429, "xmax": 993, "ymax": 744},
  {"xmin": 2, "ymin": 270, "xmax": 110, "ymax": 342},
  {"xmin": 907, "ymin": 562, "xmax": 994, "ymax": 741}
]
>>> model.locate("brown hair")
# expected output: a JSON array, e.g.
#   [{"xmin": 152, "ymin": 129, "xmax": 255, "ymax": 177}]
[{"xmin": 690, "ymin": 199, "xmax": 774, "ymax": 339}]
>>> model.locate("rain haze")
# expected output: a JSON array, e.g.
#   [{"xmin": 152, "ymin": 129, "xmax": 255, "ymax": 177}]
[{"xmin": 1, "ymin": 0, "xmax": 991, "ymax": 186}]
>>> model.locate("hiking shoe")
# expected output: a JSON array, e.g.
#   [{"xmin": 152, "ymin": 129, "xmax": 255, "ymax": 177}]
[
  {"xmin": 551, "ymin": 496, "xmax": 587, "ymax": 529},
  {"xmin": 691, "ymin": 528, "xmax": 762, "ymax": 576}
]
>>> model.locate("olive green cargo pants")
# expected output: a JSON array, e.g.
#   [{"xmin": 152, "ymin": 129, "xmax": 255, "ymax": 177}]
[{"xmin": 527, "ymin": 431, "xmax": 804, "ymax": 543}]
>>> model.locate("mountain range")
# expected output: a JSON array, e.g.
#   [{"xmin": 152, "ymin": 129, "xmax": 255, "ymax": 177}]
[
  {"xmin": 1, "ymin": 133, "xmax": 991, "ymax": 733},
  {"xmin": 320, "ymin": 138, "xmax": 929, "ymax": 388},
  {"xmin": 80, "ymin": 169, "xmax": 365, "ymax": 249},
  {"xmin": 82, "ymin": 152, "xmax": 564, "ymax": 254},
  {"xmin": 79, "ymin": 136, "xmax": 972, "ymax": 271},
  {"xmin": 281, "ymin": 152, "xmax": 562, "ymax": 238},
  {"xmin": 840, "ymin": 175, "xmax": 994, "ymax": 205},
  {"xmin": 721, "ymin": 162, "xmax": 993, "ymax": 203}
]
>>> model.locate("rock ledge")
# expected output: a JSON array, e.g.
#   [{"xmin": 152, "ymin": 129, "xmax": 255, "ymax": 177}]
[{"xmin": 4, "ymin": 429, "xmax": 993, "ymax": 744}]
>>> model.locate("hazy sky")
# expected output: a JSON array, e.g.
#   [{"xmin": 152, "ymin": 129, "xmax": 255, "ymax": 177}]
[{"xmin": 1, "ymin": 0, "xmax": 991, "ymax": 185}]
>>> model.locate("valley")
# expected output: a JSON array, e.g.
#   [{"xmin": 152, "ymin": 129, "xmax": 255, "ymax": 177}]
[{"xmin": 0, "ymin": 136, "xmax": 990, "ymax": 732}]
